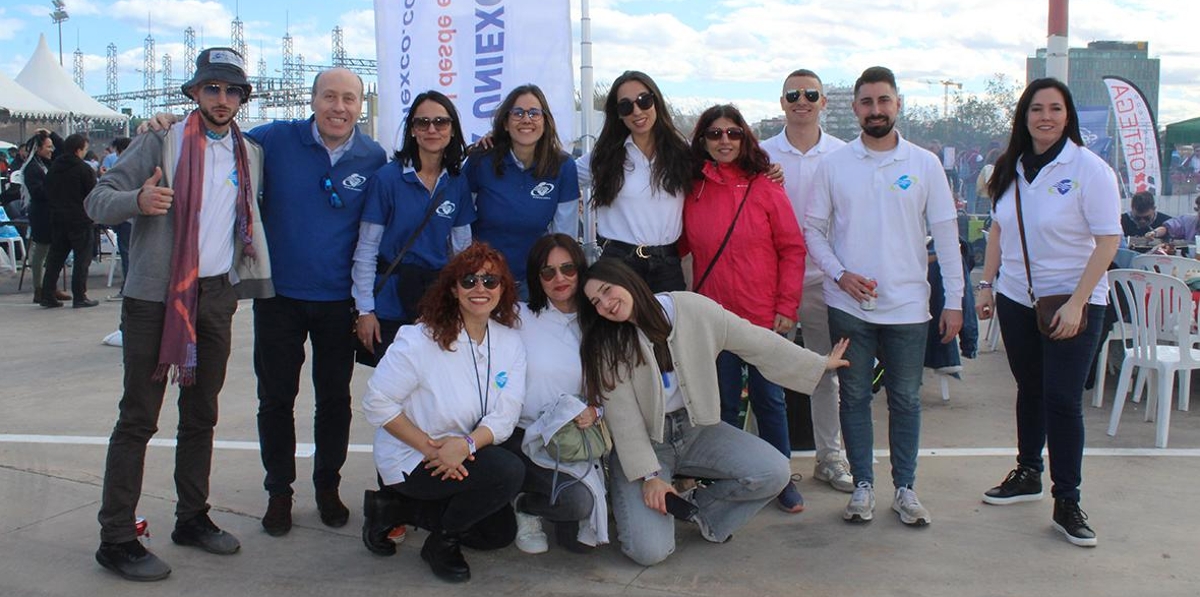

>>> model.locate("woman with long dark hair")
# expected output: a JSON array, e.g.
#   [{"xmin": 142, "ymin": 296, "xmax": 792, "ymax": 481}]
[
  {"xmin": 578, "ymin": 258, "xmax": 847, "ymax": 565},
  {"xmin": 975, "ymin": 78, "xmax": 1120, "ymax": 547},
  {"xmin": 353, "ymin": 90, "xmax": 475, "ymax": 360},
  {"xmin": 360, "ymin": 242, "xmax": 525, "ymax": 582},
  {"xmin": 466, "ymin": 85, "xmax": 579, "ymax": 299},
  {"xmin": 577, "ymin": 71, "xmax": 694, "ymax": 292},
  {"xmin": 681, "ymin": 104, "xmax": 807, "ymax": 512},
  {"xmin": 20, "ymin": 130, "xmax": 68, "ymax": 304},
  {"xmin": 500, "ymin": 233, "xmax": 608, "ymax": 554}
]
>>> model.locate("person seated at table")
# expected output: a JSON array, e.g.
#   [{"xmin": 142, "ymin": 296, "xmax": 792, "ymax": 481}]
[
  {"xmin": 1144, "ymin": 194, "xmax": 1199, "ymax": 243},
  {"xmin": 1120, "ymin": 191, "xmax": 1171, "ymax": 238},
  {"xmin": 360, "ymin": 242, "xmax": 525, "ymax": 583}
]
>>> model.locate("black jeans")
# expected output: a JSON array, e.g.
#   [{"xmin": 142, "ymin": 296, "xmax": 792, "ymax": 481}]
[
  {"xmin": 996, "ymin": 293, "xmax": 1106, "ymax": 502},
  {"xmin": 41, "ymin": 220, "xmax": 92, "ymax": 300},
  {"xmin": 599, "ymin": 241, "xmax": 686, "ymax": 293},
  {"xmin": 253, "ymin": 296, "xmax": 356, "ymax": 497},
  {"xmin": 499, "ymin": 429, "xmax": 593, "ymax": 523},
  {"xmin": 98, "ymin": 277, "xmax": 237, "ymax": 543},
  {"xmin": 385, "ymin": 445, "xmax": 522, "ymax": 542}
]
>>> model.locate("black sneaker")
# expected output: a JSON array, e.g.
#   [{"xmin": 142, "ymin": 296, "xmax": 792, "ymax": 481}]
[
  {"xmin": 95, "ymin": 540, "xmax": 172, "ymax": 582},
  {"xmin": 982, "ymin": 466, "xmax": 1043, "ymax": 505},
  {"xmin": 262, "ymin": 495, "xmax": 292, "ymax": 537},
  {"xmin": 1052, "ymin": 498, "xmax": 1098, "ymax": 547},
  {"xmin": 316, "ymin": 489, "xmax": 350, "ymax": 528},
  {"xmin": 73, "ymin": 298, "xmax": 100, "ymax": 308},
  {"xmin": 171, "ymin": 513, "xmax": 241, "ymax": 555}
]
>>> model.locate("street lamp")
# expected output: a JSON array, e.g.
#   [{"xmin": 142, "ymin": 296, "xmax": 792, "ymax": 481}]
[{"xmin": 50, "ymin": 1, "xmax": 69, "ymax": 66}]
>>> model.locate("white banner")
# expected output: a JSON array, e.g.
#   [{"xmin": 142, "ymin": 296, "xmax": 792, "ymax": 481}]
[
  {"xmin": 1102, "ymin": 76, "xmax": 1162, "ymax": 196},
  {"xmin": 374, "ymin": 0, "xmax": 575, "ymax": 152}
]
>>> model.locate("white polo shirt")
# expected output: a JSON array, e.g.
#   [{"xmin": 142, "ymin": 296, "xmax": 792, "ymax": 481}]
[
  {"xmin": 362, "ymin": 322, "xmax": 526, "ymax": 486},
  {"xmin": 577, "ymin": 136, "xmax": 684, "ymax": 246},
  {"xmin": 993, "ymin": 141, "xmax": 1122, "ymax": 308},
  {"xmin": 805, "ymin": 132, "xmax": 961, "ymax": 324},
  {"xmin": 516, "ymin": 301, "xmax": 583, "ymax": 429},
  {"xmin": 762, "ymin": 128, "xmax": 846, "ymax": 285}
]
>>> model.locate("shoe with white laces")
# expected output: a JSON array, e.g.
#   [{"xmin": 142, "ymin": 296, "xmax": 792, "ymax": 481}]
[
  {"xmin": 513, "ymin": 510, "xmax": 548, "ymax": 554},
  {"xmin": 814, "ymin": 457, "xmax": 855, "ymax": 493},
  {"xmin": 892, "ymin": 487, "xmax": 931, "ymax": 526},
  {"xmin": 843, "ymin": 481, "xmax": 875, "ymax": 523}
]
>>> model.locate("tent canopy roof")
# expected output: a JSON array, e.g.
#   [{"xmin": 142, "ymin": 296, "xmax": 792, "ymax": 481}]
[{"xmin": 15, "ymin": 35, "xmax": 127, "ymax": 124}]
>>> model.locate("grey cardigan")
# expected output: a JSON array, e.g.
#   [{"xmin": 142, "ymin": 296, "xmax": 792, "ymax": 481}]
[
  {"xmin": 604, "ymin": 292, "xmax": 827, "ymax": 482},
  {"xmin": 85, "ymin": 124, "xmax": 273, "ymax": 302}
]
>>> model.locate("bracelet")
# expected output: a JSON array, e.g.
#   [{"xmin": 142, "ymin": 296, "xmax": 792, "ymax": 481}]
[
  {"xmin": 462, "ymin": 435, "xmax": 477, "ymax": 455},
  {"xmin": 976, "ymin": 281, "xmax": 993, "ymax": 291},
  {"xmin": 643, "ymin": 470, "xmax": 661, "ymax": 482}
]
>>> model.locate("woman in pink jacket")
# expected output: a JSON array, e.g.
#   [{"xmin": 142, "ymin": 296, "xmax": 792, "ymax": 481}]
[{"xmin": 681, "ymin": 104, "xmax": 807, "ymax": 512}]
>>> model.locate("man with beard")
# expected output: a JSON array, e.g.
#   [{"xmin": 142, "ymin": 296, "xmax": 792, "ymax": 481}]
[
  {"xmin": 85, "ymin": 47, "xmax": 272, "ymax": 581},
  {"xmin": 804, "ymin": 66, "xmax": 962, "ymax": 528}
]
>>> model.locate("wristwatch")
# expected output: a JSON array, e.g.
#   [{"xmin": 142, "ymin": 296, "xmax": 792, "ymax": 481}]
[{"xmin": 462, "ymin": 435, "xmax": 477, "ymax": 456}]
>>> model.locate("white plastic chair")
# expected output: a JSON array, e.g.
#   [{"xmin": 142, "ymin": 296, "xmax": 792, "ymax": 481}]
[
  {"xmin": 1106, "ymin": 270, "xmax": 1200, "ymax": 448},
  {"xmin": 0, "ymin": 235, "xmax": 23, "ymax": 274},
  {"xmin": 1131, "ymin": 253, "xmax": 1200, "ymax": 279},
  {"xmin": 101, "ymin": 227, "xmax": 122, "ymax": 287}
]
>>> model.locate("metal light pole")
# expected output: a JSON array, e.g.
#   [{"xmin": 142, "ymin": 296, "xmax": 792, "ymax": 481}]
[{"xmin": 50, "ymin": 1, "xmax": 69, "ymax": 66}]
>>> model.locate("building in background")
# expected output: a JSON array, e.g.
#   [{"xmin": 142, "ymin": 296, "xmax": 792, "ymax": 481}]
[{"xmin": 1027, "ymin": 40, "xmax": 1160, "ymax": 120}]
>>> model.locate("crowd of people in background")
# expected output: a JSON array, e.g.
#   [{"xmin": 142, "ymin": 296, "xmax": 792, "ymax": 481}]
[{"xmin": 2, "ymin": 42, "xmax": 1171, "ymax": 586}]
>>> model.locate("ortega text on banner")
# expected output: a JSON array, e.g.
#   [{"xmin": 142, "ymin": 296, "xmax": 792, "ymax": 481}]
[
  {"xmin": 374, "ymin": 0, "xmax": 575, "ymax": 152},
  {"xmin": 1102, "ymin": 75, "xmax": 1162, "ymax": 196}
]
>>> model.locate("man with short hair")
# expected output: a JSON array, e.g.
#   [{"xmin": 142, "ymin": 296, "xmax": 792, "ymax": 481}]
[
  {"xmin": 247, "ymin": 67, "xmax": 387, "ymax": 536},
  {"xmin": 1120, "ymin": 190, "xmax": 1170, "ymax": 237},
  {"xmin": 760, "ymin": 69, "xmax": 854, "ymax": 497},
  {"xmin": 87, "ymin": 47, "xmax": 272, "ymax": 581},
  {"xmin": 805, "ymin": 66, "xmax": 963, "ymax": 527}
]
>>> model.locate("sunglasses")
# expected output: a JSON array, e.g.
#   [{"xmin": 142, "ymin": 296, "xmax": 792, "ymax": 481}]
[
  {"xmin": 320, "ymin": 174, "xmax": 343, "ymax": 209},
  {"xmin": 784, "ymin": 88, "xmax": 821, "ymax": 103},
  {"xmin": 412, "ymin": 116, "xmax": 454, "ymax": 132},
  {"xmin": 201, "ymin": 84, "xmax": 246, "ymax": 101},
  {"xmin": 616, "ymin": 92, "xmax": 655, "ymax": 117},
  {"xmin": 508, "ymin": 107, "xmax": 544, "ymax": 121},
  {"xmin": 703, "ymin": 127, "xmax": 745, "ymax": 141},
  {"xmin": 460, "ymin": 273, "xmax": 501, "ymax": 290},
  {"xmin": 538, "ymin": 262, "xmax": 579, "ymax": 282}
]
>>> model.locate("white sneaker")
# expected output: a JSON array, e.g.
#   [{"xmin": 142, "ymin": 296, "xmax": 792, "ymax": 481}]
[
  {"xmin": 513, "ymin": 510, "xmax": 548, "ymax": 554},
  {"xmin": 102, "ymin": 330, "xmax": 123, "ymax": 347},
  {"xmin": 843, "ymin": 481, "xmax": 875, "ymax": 523},
  {"xmin": 893, "ymin": 487, "xmax": 931, "ymax": 526},
  {"xmin": 814, "ymin": 457, "xmax": 855, "ymax": 493}
]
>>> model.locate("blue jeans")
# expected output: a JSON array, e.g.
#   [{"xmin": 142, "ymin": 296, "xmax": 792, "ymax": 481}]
[
  {"xmin": 995, "ymin": 293, "xmax": 1105, "ymax": 502},
  {"xmin": 715, "ymin": 351, "xmax": 790, "ymax": 458},
  {"xmin": 608, "ymin": 410, "xmax": 789, "ymax": 566},
  {"xmin": 828, "ymin": 308, "xmax": 928, "ymax": 489}
]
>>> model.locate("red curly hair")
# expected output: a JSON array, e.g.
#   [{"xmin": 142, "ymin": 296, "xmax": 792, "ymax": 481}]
[{"xmin": 417, "ymin": 242, "xmax": 520, "ymax": 350}]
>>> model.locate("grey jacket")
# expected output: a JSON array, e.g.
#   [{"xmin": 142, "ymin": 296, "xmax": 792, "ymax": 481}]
[
  {"xmin": 85, "ymin": 124, "xmax": 273, "ymax": 302},
  {"xmin": 604, "ymin": 292, "xmax": 827, "ymax": 481}
]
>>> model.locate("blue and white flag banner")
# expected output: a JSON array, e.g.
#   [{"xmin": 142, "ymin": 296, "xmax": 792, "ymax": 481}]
[
  {"xmin": 374, "ymin": 0, "xmax": 575, "ymax": 152},
  {"xmin": 1076, "ymin": 106, "xmax": 1112, "ymax": 162},
  {"xmin": 1102, "ymin": 76, "xmax": 1162, "ymax": 196}
]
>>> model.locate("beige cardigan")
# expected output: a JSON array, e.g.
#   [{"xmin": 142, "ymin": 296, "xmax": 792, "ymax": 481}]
[{"xmin": 603, "ymin": 292, "xmax": 827, "ymax": 481}]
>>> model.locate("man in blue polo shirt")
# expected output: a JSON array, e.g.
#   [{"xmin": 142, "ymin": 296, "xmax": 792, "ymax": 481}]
[{"xmin": 247, "ymin": 67, "xmax": 387, "ymax": 536}]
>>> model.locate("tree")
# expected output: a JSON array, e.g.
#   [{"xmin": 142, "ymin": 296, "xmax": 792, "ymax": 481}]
[{"xmin": 903, "ymin": 73, "xmax": 1019, "ymax": 153}]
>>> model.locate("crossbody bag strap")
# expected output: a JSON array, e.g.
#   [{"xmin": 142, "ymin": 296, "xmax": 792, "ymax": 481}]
[
  {"xmin": 1012, "ymin": 183, "xmax": 1037, "ymax": 304},
  {"xmin": 372, "ymin": 188, "xmax": 445, "ymax": 296},
  {"xmin": 693, "ymin": 178, "xmax": 754, "ymax": 293}
]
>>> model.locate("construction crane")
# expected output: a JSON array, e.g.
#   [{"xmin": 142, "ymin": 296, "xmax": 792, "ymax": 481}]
[{"xmin": 920, "ymin": 78, "xmax": 963, "ymax": 118}]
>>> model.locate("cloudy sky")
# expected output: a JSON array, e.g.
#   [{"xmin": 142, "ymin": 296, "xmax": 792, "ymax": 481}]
[{"xmin": 1, "ymin": 0, "xmax": 1196, "ymax": 125}]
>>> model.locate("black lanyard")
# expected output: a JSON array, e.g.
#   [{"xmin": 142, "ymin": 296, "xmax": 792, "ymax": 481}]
[{"xmin": 468, "ymin": 323, "xmax": 491, "ymax": 423}]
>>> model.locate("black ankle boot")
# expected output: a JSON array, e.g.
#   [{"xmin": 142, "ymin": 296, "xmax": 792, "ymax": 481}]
[
  {"xmin": 554, "ymin": 520, "xmax": 591, "ymax": 554},
  {"xmin": 420, "ymin": 530, "xmax": 470, "ymax": 583},
  {"xmin": 362, "ymin": 489, "xmax": 401, "ymax": 556}
]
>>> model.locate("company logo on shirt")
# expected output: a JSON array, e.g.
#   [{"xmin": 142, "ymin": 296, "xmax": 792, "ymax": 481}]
[
  {"xmin": 495, "ymin": 371, "xmax": 508, "ymax": 388},
  {"xmin": 1050, "ymin": 179, "xmax": 1075, "ymax": 195},
  {"xmin": 530, "ymin": 182, "xmax": 555, "ymax": 200},
  {"xmin": 435, "ymin": 200, "xmax": 456, "ymax": 218},
  {"xmin": 342, "ymin": 173, "xmax": 367, "ymax": 191},
  {"xmin": 891, "ymin": 174, "xmax": 916, "ymax": 191},
  {"xmin": 228, "ymin": 169, "xmax": 239, "ymax": 187}
]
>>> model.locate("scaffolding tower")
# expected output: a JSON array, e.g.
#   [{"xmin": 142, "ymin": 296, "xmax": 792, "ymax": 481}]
[
  {"xmin": 73, "ymin": 47, "xmax": 85, "ymax": 90},
  {"xmin": 143, "ymin": 30, "xmax": 156, "ymax": 118},
  {"xmin": 332, "ymin": 26, "xmax": 346, "ymax": 67},
  {"xmin": 162, "ymin": 54, "xmax": 172, "ymax": 89},
  {"xmin": 183, "ymin": 27, "xmax": 196, "ymax": 79},
  {"xmin": 105, "ymin": 43, "xmax": 118, "ymax": 109}
]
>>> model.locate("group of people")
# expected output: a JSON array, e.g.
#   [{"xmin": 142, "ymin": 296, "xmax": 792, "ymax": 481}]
[{"xmin": 81, "ymin": 44, "xmax": 1120, "ymax": 586}]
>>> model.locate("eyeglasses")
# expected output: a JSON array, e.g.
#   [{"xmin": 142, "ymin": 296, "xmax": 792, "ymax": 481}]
[
  {"xmin": 412, "ymin": 116, "xmax": 454, "ymax": 132},
  {"xmin": 538, "ymin": 262, "xmax": 579, "ymax": 281},
  {"xmin": 460, "ymin": 273, "xmax": 501, "ymax": 290},
  {"xmin": 616, "ymin": 92, "xmax": 655, "ymax": 117},
  {"xmin": 784, "ymin": 88, "xmax": 821, "ymax": 104},
  {"xmin": 508, "ymin": 107, "xmax": 544, "ymax": 121},
  {"xmin": 702, "ymin": 127, "xmax": 745, "ymax": 141},
  {"xmin": 320, "ymin": 174, "xmax": 343, "ymax": 209},
  {"xmin": 201, "ymin": 84, "xmax": 246, "ymax": 101},
  {"xmin": 1131, "ymin": 212, "xmax": 1155, "ymax": 223}
]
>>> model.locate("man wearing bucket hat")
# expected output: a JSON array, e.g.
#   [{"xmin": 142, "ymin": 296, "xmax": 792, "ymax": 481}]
[{"xmin": 86, "ymin": 47, "xmax": 272, "ymax": 582}]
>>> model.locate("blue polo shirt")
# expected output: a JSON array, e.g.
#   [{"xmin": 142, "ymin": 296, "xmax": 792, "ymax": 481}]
[
  {"xmin": 361, "ymin": 161, "xmax": 475, "ymax": 321},
  {"xmin": 246, "ymin": 117, "xmax": 387, "ymax": 301},
  {"xmin": 465, "ymin": 150, "xmax": 579, "ymax": 281}
]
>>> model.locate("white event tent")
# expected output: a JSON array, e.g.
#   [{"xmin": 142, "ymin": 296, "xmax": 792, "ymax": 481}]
[
  {"xmin": 15, "ymin": 34, "xmax": 127, "ymax": 130},
  {"xmin": 0, "ymin": 70, "xmax": 68, "ymax": 122}
]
